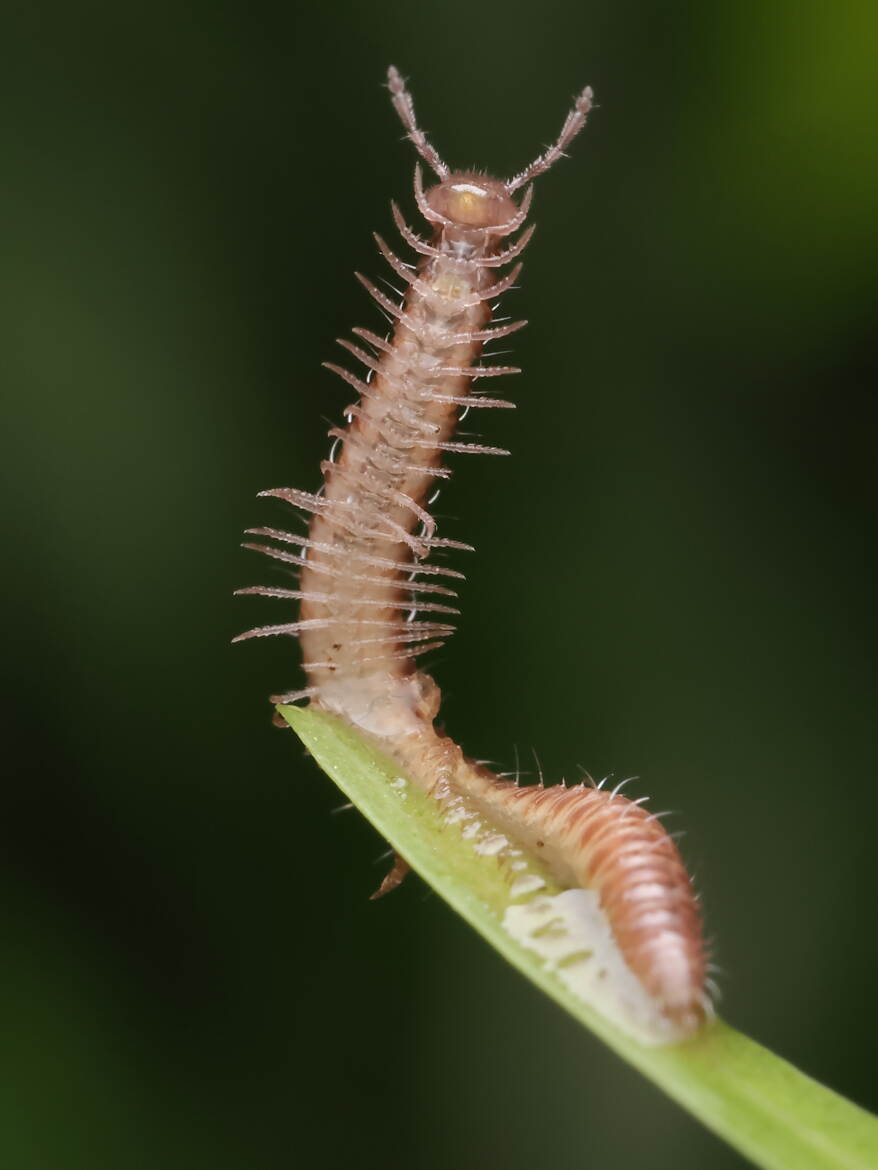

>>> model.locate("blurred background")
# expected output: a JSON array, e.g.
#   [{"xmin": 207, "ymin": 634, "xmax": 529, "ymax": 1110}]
[{"xmin": 3, "ymin": 1, "xmax": 876, "ymax": 1167}]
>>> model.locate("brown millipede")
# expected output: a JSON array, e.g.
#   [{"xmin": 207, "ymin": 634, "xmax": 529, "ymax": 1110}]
[{"xmin": 236, "ymin": 67, "xmax": 709, "ymax": 1042}]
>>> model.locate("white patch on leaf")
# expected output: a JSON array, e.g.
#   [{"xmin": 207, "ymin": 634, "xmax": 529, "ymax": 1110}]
[{"xmin": 504, "ymin": 889, "xmax": 684, "ymax": 1046}]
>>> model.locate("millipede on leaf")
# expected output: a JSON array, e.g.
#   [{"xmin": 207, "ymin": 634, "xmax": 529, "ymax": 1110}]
[{"xmin": 236, "ymin": 66, "xmax": 711, "ymax": 1045}]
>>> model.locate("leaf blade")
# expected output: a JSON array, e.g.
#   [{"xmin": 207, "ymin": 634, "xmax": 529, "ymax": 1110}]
[{"xmin": 281, "ymin": 705, "xmax": 878, "ymax": 1170}]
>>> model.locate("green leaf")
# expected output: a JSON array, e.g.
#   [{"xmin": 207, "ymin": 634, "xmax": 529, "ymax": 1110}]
[{"xmin": 280, "ymin": 704, "xmax": 878, "ymax": 1170}]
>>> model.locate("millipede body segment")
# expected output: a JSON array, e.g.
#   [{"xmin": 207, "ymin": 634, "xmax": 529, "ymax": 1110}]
[{"xmin": 236, "ymin": 67, "xmax": 710, "ymax": 1043}]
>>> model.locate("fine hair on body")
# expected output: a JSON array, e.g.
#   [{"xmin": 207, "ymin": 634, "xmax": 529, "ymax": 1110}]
[{"xmin": 236, "ymin": 66, "xmax": 710, "ymax": 1041}]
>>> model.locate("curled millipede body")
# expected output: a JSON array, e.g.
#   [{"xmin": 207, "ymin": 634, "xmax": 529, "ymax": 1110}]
[
  {"xmin": 236, "ymin": 67, "xmax": 710, "ymax": 1043},
  {"xmin": 458, "ymin": 779, "xmax": 707, "ymax": 1036}
]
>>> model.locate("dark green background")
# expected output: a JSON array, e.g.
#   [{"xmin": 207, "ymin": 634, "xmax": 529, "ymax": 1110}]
[{"xmin": 3, "ymin": 2, "xmax": 876, "ymax": 1168}]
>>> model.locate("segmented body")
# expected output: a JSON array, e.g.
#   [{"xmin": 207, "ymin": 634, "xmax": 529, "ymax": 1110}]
[
  {"xmin": 237, "ymin": 165, "xmax": 528, "ymax": 733},
  {"xmin": 236, "ymin": 68, "xmax": 709, "ymax": 1040},
  {"xmin": 458, "ymin": 777, "xmax": 707, "ymax": 1034}
]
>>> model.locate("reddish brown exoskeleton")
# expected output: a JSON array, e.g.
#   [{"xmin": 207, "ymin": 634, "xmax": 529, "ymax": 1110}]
[{"xmin": 236, "ymin": 68, "xmax": 710, "ymax": 1042}]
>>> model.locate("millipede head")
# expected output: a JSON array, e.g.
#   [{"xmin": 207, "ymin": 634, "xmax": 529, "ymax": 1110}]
[{"xmin": 426, "ymin": 172, "xmax": 519, "ymax": 230}]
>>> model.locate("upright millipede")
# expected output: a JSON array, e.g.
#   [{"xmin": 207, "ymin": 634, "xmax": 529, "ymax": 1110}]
[{"xmin": 236, "ymin": 66, "xmax": 710, "ymax": 1043}]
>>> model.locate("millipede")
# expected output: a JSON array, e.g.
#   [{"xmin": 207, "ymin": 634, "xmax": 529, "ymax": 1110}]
[{"xmin": 236, "ymin": 66, "xmax": 710, "ymax": 1044}]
